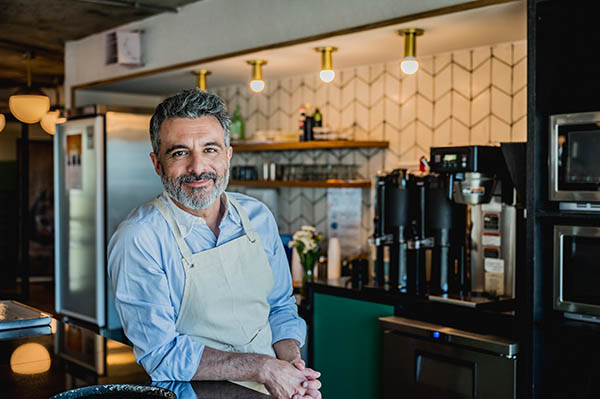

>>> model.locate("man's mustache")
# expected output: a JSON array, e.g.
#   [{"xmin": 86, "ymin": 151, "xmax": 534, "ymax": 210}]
[{"xmin": 178, "ymin": 172, "xmax": 218, "ymax": 183}]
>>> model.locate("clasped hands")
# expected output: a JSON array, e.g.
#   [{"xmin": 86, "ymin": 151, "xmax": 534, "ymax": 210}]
[{"xmin": 262, "ymin": 355, "xmax": 322, "ymax": 399}]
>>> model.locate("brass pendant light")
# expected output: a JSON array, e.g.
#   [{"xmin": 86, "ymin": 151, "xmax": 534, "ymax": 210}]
[
  {"xmin": 192, "ymin": 69, "xmax": 211, "ymax": 90},
  {"xmin": 247, "ymin": 60, "xmax": 267, "ymax": 93},
  {"xmin": 9, "ymin": 52, "xmax": 50, "ymax": 124},
  {"xmin": 315, "ymin": 46, "xmax": 338, "ymax": 83},
  {"xmin": 397, "ymin": 28, "xmax": 424, "ymax": 75}
]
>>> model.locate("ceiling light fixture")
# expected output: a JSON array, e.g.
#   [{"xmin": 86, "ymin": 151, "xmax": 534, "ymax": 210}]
[
  {"xmin": 192, "ymin": 69, "xmax": 211, "ymax": 91},
  {"xmin": 315, "ymin": 46, "xmax": 338, "ymax": 83},
  {"xmin": 40, "ymin": 110, "xmax": 66, "ymax": 135},
  {"xmin": 247, "ymin": 60, "xmax": 267, "ymax": 93},
  {"xmin": 397, "ymin": 28, "xmax": 424, "ymax": 75},
  {"xmin": 9, "ymin": 52, "xmax": 50, "ymax": 124}
]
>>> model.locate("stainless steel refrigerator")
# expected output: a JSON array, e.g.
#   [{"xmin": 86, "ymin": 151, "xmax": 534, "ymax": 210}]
[{"xmin": 54, "ymin": 105, "xmax": 163, "ymax": 330}]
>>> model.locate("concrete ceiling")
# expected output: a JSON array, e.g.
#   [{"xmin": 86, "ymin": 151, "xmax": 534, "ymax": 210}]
[
  {"xmin": 86, "ymin": 1, "xmax": 526, "ymax": 97},
  {"xmin": 0, "ymin": 0, "xmax": 199, "ymax": 98}
]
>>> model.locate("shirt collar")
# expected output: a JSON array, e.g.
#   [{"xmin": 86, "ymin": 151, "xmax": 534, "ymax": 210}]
[{"xmin": 160, "ymin": 191, "xmax": 241, "ymax": 238}]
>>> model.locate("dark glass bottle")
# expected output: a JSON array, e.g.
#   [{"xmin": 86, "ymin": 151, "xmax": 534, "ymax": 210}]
[{"xmin": 313, "ymin": 108, "xmax": 322, "ymax": 127}]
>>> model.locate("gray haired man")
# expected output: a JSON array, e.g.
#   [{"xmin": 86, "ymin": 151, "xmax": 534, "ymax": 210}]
[{"xmin": 108, "ymin": 89, "xmax": 321, "ymax": 399}]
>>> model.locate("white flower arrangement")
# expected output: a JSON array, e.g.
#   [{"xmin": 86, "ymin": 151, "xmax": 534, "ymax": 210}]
[{"xmin": 289, "ymin": 225, "xmax": 322, "ymax": 269}]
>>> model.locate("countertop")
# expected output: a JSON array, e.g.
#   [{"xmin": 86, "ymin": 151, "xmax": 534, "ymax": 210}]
[
  {"xmin": 306, "ymin": 277, "xmax": 518, "ymax": 339},
  {"xmin": 0, "ymin": 318, "xmax": 268, "ymax": 399}
]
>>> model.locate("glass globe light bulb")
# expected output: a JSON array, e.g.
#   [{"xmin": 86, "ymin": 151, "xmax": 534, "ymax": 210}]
[
  {"xmin": 250, "ymin": 79, "xmax": 265, "ymax": 93},
  {"xmin": 319, "ymin": 69, "xmax": 335, "ymax": 83},
  {"xmin": 0, "ymin": 114, "xmax": 5, "ymax": 133},
  {"xmin": 401, "ymin": 57, "xmax": 419, "ymax": 75}
]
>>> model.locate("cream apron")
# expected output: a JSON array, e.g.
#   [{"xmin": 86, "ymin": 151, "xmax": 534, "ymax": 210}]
[{"xmin": 151, "ymin": 196, "xmax": 275, "ymax": 394}]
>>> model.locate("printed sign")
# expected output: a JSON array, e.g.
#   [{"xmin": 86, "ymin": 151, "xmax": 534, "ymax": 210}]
[
  {"xmin": 327, "ymin": 188, "xmax": 362, "ymax": 257},
  {"xmin": 66, "ymin": 134, "xmax": 82, "ymax": 190}
]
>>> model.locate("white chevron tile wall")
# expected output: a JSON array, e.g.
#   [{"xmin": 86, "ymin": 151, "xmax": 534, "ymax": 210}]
[{"xmin": 221, "ymin": 40, "xmax": 527, "ymax": 252}]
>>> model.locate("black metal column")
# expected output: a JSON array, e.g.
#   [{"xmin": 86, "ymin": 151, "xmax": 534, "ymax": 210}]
[{"xmin": 19, "ymin": 122, "xmax": 29, "ymax": 301}]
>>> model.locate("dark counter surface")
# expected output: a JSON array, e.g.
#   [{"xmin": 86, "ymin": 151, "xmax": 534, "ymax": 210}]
[
  {"xmin": 306, "ymin": 277, "xmax": 518, "ymax": 339},
  {"xmin": 0, "ymin": 318, "xmax": 268, "ymax": 399}
]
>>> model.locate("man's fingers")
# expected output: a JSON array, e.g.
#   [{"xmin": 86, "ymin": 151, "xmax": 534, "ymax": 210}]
[
  {"xmin": 293, "ymin": 395, "xmax": 317, "ymax": 399},
  {"xmin": 305, "ymin": 389, "xmax": 322, "ymax": 399},
  {"xmin": 301, "ymin": 367, "xmax": 321, "ymax": 379},
  {"xmin": 302, "ymin": 379, "xmax": 322, "ymax": 390},
  {"xmin": 292, "ymin": 359, "xmax": 306, "ymax": 370}
]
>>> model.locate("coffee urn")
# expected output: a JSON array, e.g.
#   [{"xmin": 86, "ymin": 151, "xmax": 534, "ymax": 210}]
[
  {"xmin": 373, "ymin": 169, "xmax": 410, "ymax": 289},
  {"xmin": 426, "ymin": 173, "xmax": 467, "ymax": 294}
]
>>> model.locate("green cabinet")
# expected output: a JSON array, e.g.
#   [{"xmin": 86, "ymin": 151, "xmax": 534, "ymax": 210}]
[{"xmin": 312, "ymin": 293, "xmax": 394, "ymax": 399}]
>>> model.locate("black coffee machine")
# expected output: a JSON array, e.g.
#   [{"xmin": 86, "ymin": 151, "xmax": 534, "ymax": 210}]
[
  {"xmin": 373, "ymin": 145, "xmax": 525, "ymax": 298},
  {"xmin": 373, "ymin": 169, "xmax": 409, "ymax": 289},
  {"xmin": 373, "ymin": 169, "xmax": 465, "ymax": 294}
]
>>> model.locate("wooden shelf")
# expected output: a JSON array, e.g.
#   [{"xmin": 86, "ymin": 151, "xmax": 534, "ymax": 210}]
[
  {"xmin": 231, "ymin": 140, "xmax": 388, "ymax": 152},
  {"xmin": 228, "ymin": 179, "xmax": 371, "ymax": 188}
]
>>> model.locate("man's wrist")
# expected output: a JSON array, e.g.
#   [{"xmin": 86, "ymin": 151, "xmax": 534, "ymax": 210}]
[
  {"xmin": 255, "ymin": 354, "xmax": 274, "ymax": 384},
  {"xmin": 273, "ymin": 338, "xmax": 301, "ymax": 363}
]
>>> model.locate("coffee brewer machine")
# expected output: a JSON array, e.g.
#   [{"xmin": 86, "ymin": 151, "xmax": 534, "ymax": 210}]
[
  {"xmin": 373, "ymin": 169, "xmax": 467, "ymax": 295},
  {"xmin": 373, "ymin": 144, "xmax": 526, "ymax": 301}
]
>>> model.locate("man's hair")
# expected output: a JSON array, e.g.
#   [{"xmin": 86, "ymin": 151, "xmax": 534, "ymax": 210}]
[{"xmin": 149, "ymin": 89, "xmax": 231, "ymax": 154}]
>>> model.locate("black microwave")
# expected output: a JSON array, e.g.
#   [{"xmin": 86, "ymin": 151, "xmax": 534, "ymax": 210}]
[
  {"xmin": 554, "ymin": 225, "xmax": 600, "ymax": 322},
  {"xmin": 549, "ymin": 112, "xmax": 600, "ymax": 210}
]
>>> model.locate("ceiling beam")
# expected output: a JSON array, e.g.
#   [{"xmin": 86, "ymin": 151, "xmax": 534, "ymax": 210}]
[
  {"xmin": 0, "ymin": 39, "xmax": 64, "ymax": 62},
  {"xmin": 72, "ymin": 0, "xmax": 180, "ymax": 14}
]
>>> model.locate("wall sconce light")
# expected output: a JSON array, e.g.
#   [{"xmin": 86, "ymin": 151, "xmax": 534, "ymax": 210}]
[
  {"xmin": 0, "ymin": 114, "xmax": 5, "ymax": 133},
  {"xmin": 315, "ymin": 46, "xmax": 338, "ymax": 83},
  {"xmin": 9, "ymin": 52, "xmax": 50, "ymax": 124},
  {"xmin": 192, "ymin": 69, "xmax": 211, "ymax": 90},
  {"xmin": 247, "ymin": 60, "xmax": 267, "ymax": 93},
  {"xmin": 397, "ymin": 28, "xmax": 424, "ymax": 75},
  {"xmin": 40, "ymin": 110, "xmax": 66, "ymax": 135}
]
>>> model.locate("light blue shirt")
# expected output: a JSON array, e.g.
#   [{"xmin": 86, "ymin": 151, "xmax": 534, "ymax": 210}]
[{"xmin": 108, "ymin": 191, "xmax": 306, "ymax": 381}]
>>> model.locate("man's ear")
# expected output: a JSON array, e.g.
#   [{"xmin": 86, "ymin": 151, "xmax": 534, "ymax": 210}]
[
  {"xmin": 150, "ymin": 152, "xmax": 161, "ymax": 176},
  {"xmin": 227, "ymin": 145, "xmax": 233, "ymax": 161}
]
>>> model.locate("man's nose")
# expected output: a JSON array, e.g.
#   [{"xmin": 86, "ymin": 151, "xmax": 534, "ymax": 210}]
[{"xmin": 186, "ymin": 152, "xmax": 209, "ymax": 174}]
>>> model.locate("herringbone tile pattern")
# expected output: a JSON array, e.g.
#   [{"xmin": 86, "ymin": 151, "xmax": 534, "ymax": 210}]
[{"xmin": 220, "ymin": 40, "xmax": 527, "ymax": 249}]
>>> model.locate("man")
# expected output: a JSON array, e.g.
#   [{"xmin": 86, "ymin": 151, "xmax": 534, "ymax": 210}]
[{"xmin": 108, "ymin": 89, "xmax": 321, "ymax": 399}]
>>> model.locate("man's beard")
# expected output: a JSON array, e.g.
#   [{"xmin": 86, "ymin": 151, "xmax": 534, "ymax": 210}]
[{"xmin": 160, "ymin": 166, "xmax": 229, "ymax": 211}]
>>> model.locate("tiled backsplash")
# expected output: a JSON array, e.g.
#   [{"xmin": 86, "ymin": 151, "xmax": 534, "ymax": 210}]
[{"xmin": 219, "ymin": 40, "xmax": 527, "ymax": 248}]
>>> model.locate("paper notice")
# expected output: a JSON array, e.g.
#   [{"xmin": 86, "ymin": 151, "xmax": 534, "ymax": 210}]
[
  {"xmin": 484, "ymin": 257, "xmax": 505, "ymax": 273},
  {"xmin": 65, "ymin": 133, "xmax": 83, "ymax": 190},
  {"xmin": 327, "ymin": 188, "xmax": 362, "ymax": 257},
  {"xmin": 482, "ymin": 234, "xmax": 501, "ymax": 247}
]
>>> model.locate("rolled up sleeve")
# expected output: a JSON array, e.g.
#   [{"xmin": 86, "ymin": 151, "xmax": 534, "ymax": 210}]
[{"xmin": 108, "ymin": 221, "xmax": 203, "ymax": 381}]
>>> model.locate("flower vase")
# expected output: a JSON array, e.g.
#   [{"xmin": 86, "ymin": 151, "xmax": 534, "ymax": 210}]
[{"xmin": 300, "ymin": 262, "xmax": 315, "ymax": 302}]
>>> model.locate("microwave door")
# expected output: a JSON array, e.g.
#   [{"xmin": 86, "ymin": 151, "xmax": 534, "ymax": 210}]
[
  {"xmin": 550, "ymin": 112, "xmax": 600, "ymax": 202},
  {"xmin": 554, "ymin": 226, "xmax": 600, "ymax": 317}
]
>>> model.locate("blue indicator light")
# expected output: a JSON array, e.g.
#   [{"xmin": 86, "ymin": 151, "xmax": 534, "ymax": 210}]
[{"xmin": 432, "ymin": 331, "xmax": 441, "ymax": 339}]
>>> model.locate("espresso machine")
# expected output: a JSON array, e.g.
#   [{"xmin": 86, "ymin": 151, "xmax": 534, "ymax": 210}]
[
  {"xmin": 429, "ymin": 144, "xmax": 525, "ymax": 300},
  {"xmin": 373, "ymin": 144, "xmax": 525, "ymax": 302}
]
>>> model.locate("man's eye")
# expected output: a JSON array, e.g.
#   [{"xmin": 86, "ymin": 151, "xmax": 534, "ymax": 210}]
[
  {"xmin": 172, "ymin": 150, "xmax": 187, "ymax": 157},
  {"xmin": 205, "ymin": 148, "xmax": 218, "ymax": 153}
]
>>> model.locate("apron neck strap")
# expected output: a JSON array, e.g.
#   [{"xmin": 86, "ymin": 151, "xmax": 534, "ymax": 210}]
[
  {"xmin": 228, "ymin": 195, "xmax": 258, "ymax": 243},
  {"xmin": 150, "ymin": 197, "xmax": 194, "ymax": 260}
]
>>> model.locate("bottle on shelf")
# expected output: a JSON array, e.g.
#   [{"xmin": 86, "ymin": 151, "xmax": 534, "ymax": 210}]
[
  {"xmin": 230, "ymin": 104, "xmax": 245, "ymax": 141},
  {"xmin": 313, "ymin": 107, "xmax": 322, "ymax": 127},
  {"xmin": 298, "ymin": 105, "xmax": 306, "ymax": 132},
  {"xmin": 302, "ymin": 103, "xmax": 314, "ymax": 141}
]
